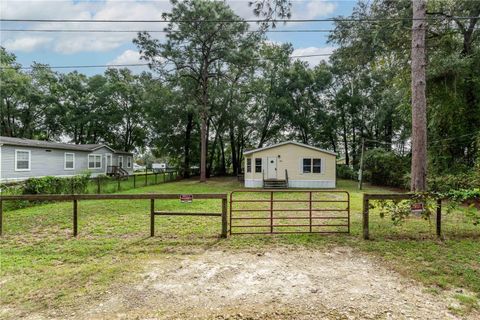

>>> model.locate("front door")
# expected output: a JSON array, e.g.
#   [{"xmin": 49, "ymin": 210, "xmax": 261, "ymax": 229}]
[
  {"xmin": 105, "ymin": 154, "xmax": 112, "ymax": 173},
  {"xmin": 267, "ymin": 157, "xmax": 277, "ymax": 179}
]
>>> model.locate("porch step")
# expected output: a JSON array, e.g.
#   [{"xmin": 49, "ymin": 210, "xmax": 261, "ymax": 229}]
[{"xmin": 263, "ymin": 179, "xmax": 288, "ymax": 189}]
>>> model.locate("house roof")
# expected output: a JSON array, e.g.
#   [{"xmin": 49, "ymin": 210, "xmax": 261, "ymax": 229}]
[
  {"xmin": 0, "ymin": 136, "xmax": 132, "ymax": 154},
  {"xmin": 243, "ymin": 141, "xmax": 337, "ymax": 156}
]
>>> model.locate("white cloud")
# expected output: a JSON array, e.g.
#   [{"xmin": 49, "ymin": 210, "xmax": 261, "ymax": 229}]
[
  {"xmin": 3, "ymin": 36, "xmax": 52, "ymax": 52},
  {"xmin": 1, "ymin": 0, "xmax": 172, "ymax": 54},
  {"xmin": 299, "ymin": 1, "xmax": 337, "ymax": 19},
  {"xmin": 108, "ymin": 50, "xmax": 142, "ymax": 65},
  {"xmin": 291, "ymin": 46, "xmax": 336, "ymax": 66},
  {"xmin": 0, "ymin": 1, "xmax": 339, "ymax": 55}
]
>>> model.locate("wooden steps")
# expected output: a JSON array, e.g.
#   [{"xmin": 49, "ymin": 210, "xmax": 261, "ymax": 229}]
[{"xmin": 263, "ymin": 179, "xmax": 288, "ymax": 189}]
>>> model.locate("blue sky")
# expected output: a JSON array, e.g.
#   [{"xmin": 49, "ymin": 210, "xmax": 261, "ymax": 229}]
[{"xmin": 1, "ymin": 0, "xmax": 357, "ymax": 75}]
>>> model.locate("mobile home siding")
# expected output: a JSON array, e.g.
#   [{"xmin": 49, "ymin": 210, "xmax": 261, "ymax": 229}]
[
  {"xmin": 0, "ymin": 145, "xmax": 91, "ymax": 181},
  {"xmin": 0, "ymin": 145, "xmax": 134, "ymax": 182},
  {"xmin": 244, "ymin": 143, "xmax": 336, "ymax": 188}
]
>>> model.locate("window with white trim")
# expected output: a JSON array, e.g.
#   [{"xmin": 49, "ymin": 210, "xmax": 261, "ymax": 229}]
[
  {"xmin": 118, "ymin": 156, "xmax": 123, "ymax": 168},
  {"xmin": 64, "ymin": 152, "xmax": 75, "ymax": 170},
  {"xmin": 255, "ymin": 158, "xmax": 262, "ymax": 173},
  {"xmin": 302, "ymin": 158, "xmax": 322, "ymax": 174},
  {"xmin": 88, "ymin": 154, "xmax": 102, "ymax": 169},
  {"xmin": 302, "ymin": 158, "xmax": 312, "ymax": 173},
  {"xmin": 246, "ymin": 158, "xmax": 252, "ymax": 173},
  {"xmin": 15, "ymin": 150, "xmax": 31, "ymax": 171},
  {"xmin": 127, "ymin": 156, "xmax": 132, "ymax": 168}
]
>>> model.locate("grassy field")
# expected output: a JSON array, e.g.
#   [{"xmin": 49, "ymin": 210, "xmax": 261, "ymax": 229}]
[{"xmin": 1, "ymin": 177, "xmax": 479, "ymax": 316}]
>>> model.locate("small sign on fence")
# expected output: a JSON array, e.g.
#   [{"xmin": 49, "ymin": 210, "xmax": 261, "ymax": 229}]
[
  {"xmin": 180, "ymin": 194, "xmax": 193, "ymax": 203},
  {"xmin": 411, "ymin": 202, "xmax": 424, "ymax": 214}
]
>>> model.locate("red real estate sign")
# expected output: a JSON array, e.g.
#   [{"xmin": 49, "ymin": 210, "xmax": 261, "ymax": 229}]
[{"xmin": 180, "ymin": 194, "xmax": 193, "ymax": 203}]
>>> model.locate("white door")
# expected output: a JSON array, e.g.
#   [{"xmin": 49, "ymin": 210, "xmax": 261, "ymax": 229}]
[
  {"xmin": 105, "ymin": 154, "xmax": 112, "ymax": 173},
  {"xmin": 267, "ymin": 157, "xmax": 277, "ymax": 179}
]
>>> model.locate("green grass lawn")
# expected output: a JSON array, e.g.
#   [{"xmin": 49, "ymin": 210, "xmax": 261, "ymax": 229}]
[{"xmin": 1, "ymin": 177, "xmax": 479, "ymax": 316}]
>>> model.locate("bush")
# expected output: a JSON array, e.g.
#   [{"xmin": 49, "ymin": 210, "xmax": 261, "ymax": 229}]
[
  {"xmin": 363, "ymin": 148, "xmax": 409, "ymax": 188},
  {"xmin": 23, "ymin": 174, "xmax": 91, "ymax": 195},
  {"xmin": 428, "ymin": 171, "xmax": 480, "ymax": 193},
  {"xmin": 336, "ymin": 164, "xmax": 357, "ymax": 180}
]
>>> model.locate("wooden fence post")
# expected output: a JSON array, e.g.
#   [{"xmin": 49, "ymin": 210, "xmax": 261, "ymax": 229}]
[
  {"xmin": 97, "ymin": 177, "xmax": 101, "ymax": 194},
  {"xmin": 0, "ymin": 200, "xmax": 3, "ymax": 236},
  {"xmin": 436, "ymin": 198, "xmax": 442, "ymax": 238},
  {"xmin": 150, "ymin": 199, "xmax": 155, "ymax": 237},
  {"xmin": 362, "ymin": 196, "xmax": 369, "ymax": 240},
  {"xmin": 73, "ymin": 199, "xmax": 78, "ymax": 237},
  {"xmin": 221, "ymin": 198, "xmax": 228, "ymax": 238}
]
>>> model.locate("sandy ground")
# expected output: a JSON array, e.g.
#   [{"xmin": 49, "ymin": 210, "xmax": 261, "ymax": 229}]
[{"xmin": 53, "ymin": 246, "xmax": 477, "ymax": 320}]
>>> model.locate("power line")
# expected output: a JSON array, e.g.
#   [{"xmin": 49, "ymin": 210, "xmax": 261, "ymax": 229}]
[
  {"xmin": 0, "ymin": 28, "xmax": 335, "ymax": 33},
  {"xmin": 0, "ymin": 53, "xmax": 333, "ymax": 70},
  {"xmin": 1, "ymin": 17, "xmax": 478, "ymax": 23}
]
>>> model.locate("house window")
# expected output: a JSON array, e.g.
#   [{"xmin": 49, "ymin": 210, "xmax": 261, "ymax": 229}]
[
  {"xmin": 127, "ymin": 156, "xmax": 132, "ymax": 168},
  {"xmin": 303, "ymin": 158, "xmax": 322, "ymax": 173},
  {"xmin": 246, "ymin": 158, "xmax": 251, "ymax": 173},
  {"xmin": 313, "ymin": 158, "xmax": 322, "ymax": 173},
  {"xmin": 15, "ymin": 150, "xmax": 31, "ymax": 171},
  {"xmin": 88, "ymin": 154, "xmax": 102, "ymax": 169},
  {"xmin": 255, "ymin": 158, "xmax": 262, "ymax": 173},
  {"xmin": 64, "ymin": 153, "xmax": 75, "ymax": 170},
  {"xmin": 302, "ymin": 158, "xmax": 312, "ymax": 173},
  {"xmin": 118, "ymin": 156, "xmax": 123, "ymax": 168}
]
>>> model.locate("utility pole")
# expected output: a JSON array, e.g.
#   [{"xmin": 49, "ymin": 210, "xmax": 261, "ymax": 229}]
[
  {"xmin": 410, "ymin": 0, "xmax": 428, "ymax": 191},
  {"xmin": 358, "ymin": 138, "xmax": 365, "ymax": 190}
]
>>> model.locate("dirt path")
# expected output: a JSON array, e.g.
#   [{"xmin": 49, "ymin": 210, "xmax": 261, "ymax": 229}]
[{"xmin": 73, "ymin": 247, "xmax": 471, "ymax": 320}]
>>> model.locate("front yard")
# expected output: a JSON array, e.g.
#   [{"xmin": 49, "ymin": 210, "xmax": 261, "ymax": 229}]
[{"xmin": 0, "ymin": 177, "xmax": 479, "ymax": 318}]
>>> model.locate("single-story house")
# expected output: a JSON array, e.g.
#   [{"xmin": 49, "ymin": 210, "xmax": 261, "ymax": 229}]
[
  {"xmin": 0, "ymin": 136, "xmax": 134, "ymax": 182},
  {"xmin": 243, "ymin": 141, "xmax": 337, "ymax": 188}
]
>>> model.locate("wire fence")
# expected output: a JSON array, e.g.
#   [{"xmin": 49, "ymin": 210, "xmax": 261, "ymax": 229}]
[{"xmin": 0, "ymin": 170, "xmax": 179, "ymax": 211}]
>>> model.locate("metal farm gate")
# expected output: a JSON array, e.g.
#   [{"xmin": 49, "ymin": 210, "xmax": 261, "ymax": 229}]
[{"xmin": 229, "ymin": 190, "xmax": 350, "ymax": 235}]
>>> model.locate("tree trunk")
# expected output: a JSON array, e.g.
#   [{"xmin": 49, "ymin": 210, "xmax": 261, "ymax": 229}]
[
  {"xmin": 410, "ymin": 0, "xmax": 428, "ymax": 191},
  {"xmin": 229, "ymin": 123, "xmax": 238, "ymax": 175},
  {"xmin": 183, "ymin": 112, "xmax": 193, "ymax": 178},
  {"xmin": 219, "ymin": 134, "xmax": 226, "ymax": 176},
  {"xmin": 200, "ymin": 112, "xmax": 207, "ymax": 182},
  {"xmin": 341, "ymin": 114, "xmax": 349, "ymax": 166}
]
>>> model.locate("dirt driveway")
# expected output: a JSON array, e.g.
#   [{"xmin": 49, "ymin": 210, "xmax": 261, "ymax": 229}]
[{"xmin": 70, "ymin": 246, "xmax": 474, "ymax": 320}]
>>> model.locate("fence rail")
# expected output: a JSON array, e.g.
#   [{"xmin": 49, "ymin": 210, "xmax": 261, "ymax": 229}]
[
  {"xmin": 363, "ymin": 193, "xmax": 442, "ymax": 240},
  {"xmin": 0, "ymin": 193, "xmax": 228, "ymax": 238}
]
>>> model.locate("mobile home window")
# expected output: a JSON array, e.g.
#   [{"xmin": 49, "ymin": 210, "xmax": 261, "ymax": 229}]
[
  {"xmin": 88, "ymin": 154, "xmax": 102, "ymax": 169},
  {"xmin": 302, "ymin": 158, "xmax": 312, "ymax": 173},
  {"xmin": 246, "ymin": 158, "xmax": 251, "ymax": 173},
  {"xmin": 15, "ymin": 150, "xmax": 31, "ymax": 171},
  {"xmin": 127, "ymin": 156, "xmax": 132, "ymax": 168},
  {"xmin": 118, "ymin": 156, "xmax": 123, "ymax": 168},
  {"xmin": 255, "ymin": 158, "xmax": 262, "ymax": 173},
  {"xmin": 313, "ymin": 158, "xmax": 322, "ymax": 173},
  {"xmin": 64, "ymin": 153, "xmax": 75, "ymax": 170},
  {"xmin": 303, "ymin": 158, "xmax": 322, "ymax": 173}
]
